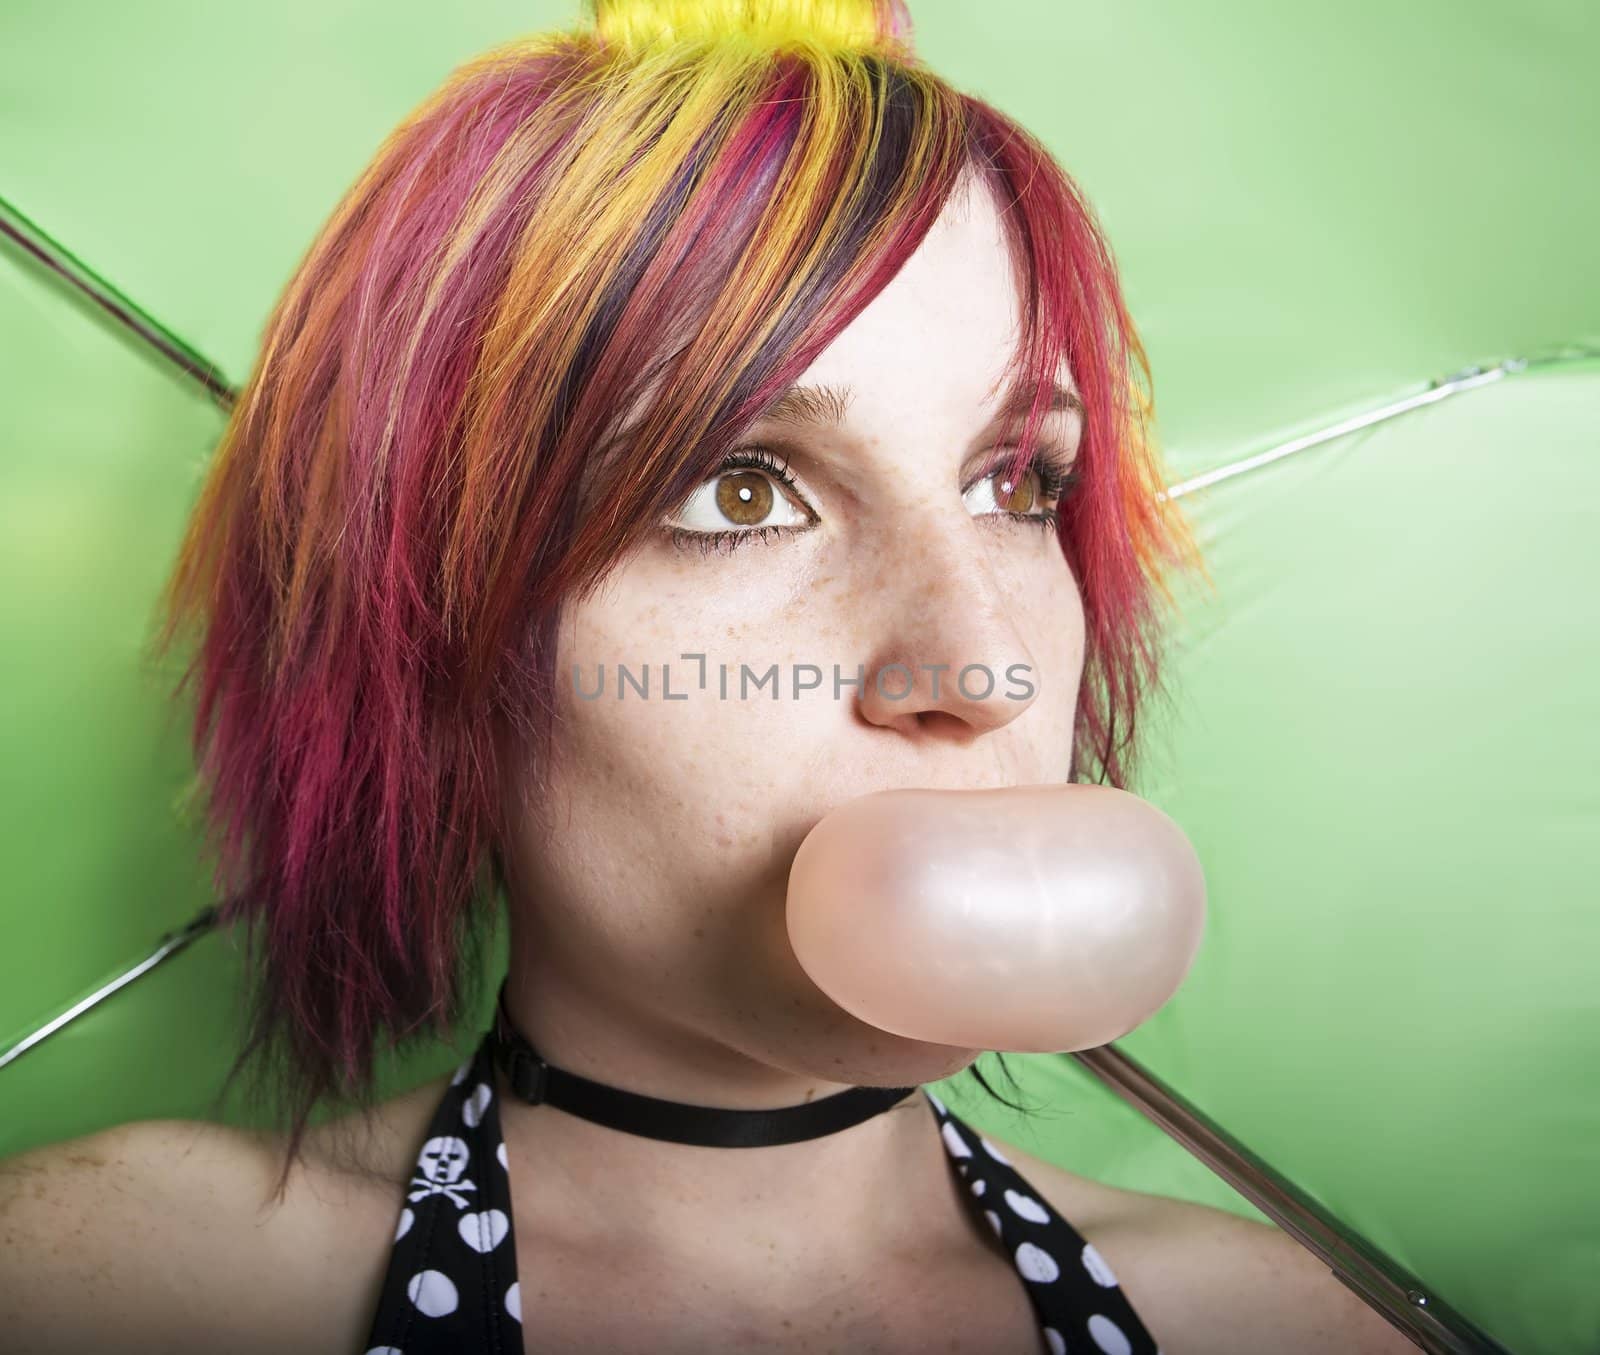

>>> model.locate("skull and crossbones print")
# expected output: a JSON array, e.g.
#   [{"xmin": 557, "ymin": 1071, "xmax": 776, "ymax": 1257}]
[{"xmin": 408, "ymin": 1134, "xmax": 478, "ymax": 1209}]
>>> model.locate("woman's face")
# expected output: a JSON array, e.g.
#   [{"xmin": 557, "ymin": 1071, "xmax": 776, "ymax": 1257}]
[{"xmin": 501, "ymin": 174, "xmax": 1086, "ymax": 1094}]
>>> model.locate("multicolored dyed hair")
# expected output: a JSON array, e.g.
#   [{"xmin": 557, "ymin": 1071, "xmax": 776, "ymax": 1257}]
[{"xmin": 150, "ymin": 0, "xmax": 1205, "ymax": 1196}]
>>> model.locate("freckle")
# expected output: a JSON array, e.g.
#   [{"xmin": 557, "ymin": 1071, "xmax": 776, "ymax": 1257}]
[{"xmin": 693, "ymin": 927, "xmax": 704, "ymax": 939}]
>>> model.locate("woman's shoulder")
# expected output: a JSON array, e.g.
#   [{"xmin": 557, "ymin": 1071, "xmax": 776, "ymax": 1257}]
[
  {"xmin": 1, "ymin": 1115, "xmax": 327, "ymax": 1353},
  {"xmin": 0, "ymin": 1072, "xmax": 454, "ymax": 1355},
  {"xmin": 968, "ymin": 1131, "xmax": 1144, "ymax": 1240},
  {"xmin": 982, "ymin": 1133, "xmax": 1418, "ymax": 1354}
]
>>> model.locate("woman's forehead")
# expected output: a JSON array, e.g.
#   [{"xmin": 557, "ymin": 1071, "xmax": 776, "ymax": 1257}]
[
  {"xmin": 577, "ymin": 172, "xmax": 1074, "ymax": 486},
  {"xmin": 782, "ymin": 189, "xmax": 1043, "ymax": 423}
]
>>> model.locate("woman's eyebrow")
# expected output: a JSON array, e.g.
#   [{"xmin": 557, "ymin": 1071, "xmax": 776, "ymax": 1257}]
[
  {"xmin": 990, "ymin": 381, "xmax": 1084, "ymax": 424},
  {"xmin": 754, "ymin": 382, "xmax": 855, "ymax": 430},
  {"xmin": 751, "ymin": 379, "xmax": 1082, "ymax": 433}
]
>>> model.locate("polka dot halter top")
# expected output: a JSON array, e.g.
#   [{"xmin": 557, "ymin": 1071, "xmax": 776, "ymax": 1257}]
[{"xmin": 362, "ymin": 1028, "xmax": 1163, "ymax": 1354}]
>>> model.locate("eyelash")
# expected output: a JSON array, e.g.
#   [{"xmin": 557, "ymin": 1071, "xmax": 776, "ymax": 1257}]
[{"xmin": 663, "ymin": 445, "xmax": 1082, "ymax": 558}]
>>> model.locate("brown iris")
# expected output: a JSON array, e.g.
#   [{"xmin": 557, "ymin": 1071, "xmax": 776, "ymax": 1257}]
[
  {"xmin": 714, "ymin": 470, "xmax": 774, "ymax": 526},
  {"xmin": 992, "ymin": 467, "xmax": 1040, "ymax": 513}
]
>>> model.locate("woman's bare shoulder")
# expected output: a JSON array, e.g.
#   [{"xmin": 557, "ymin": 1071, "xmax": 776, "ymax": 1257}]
[
  {"xmin": 0, "ymin": 1073, "xmax": 453, "ymax": 1355},
  {"xmin": 984, "ymin": 1134, "xmax": 1418, "ymax": 1355},
  {"xmin": 974, "ymin": 1133, "xmax": 1145, "ymax": 1238},
  {"xmin": 1, "ymin": 1116, "xmax": 315, "ymax": 1353}
]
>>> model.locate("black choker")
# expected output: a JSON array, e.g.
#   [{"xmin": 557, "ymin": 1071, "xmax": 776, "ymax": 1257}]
[{"xmin": 486, "ymin": 980, "xmax": 919, "ymax": 1147}]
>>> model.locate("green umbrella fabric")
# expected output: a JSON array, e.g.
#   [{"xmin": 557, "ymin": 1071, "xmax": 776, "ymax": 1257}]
[{"xmin": 2, "ymin": 3, "xmax": 1595, "ymax": 1353}]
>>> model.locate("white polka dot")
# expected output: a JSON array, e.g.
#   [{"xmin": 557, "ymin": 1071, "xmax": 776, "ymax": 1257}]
[
  {"xmin": 505, "ymin": 1280, "xmax": 522, "ymax": 1323},
  {"xmin": 496, "ymin": 1140, "xmax": 508, "ymax": 1170},
  {"xmin": 980, "ymin": 1136, "xmax": 1011, "ymax": 1165},
  {"xmin": 984, "ymin": 1208, "xmax": 1003, "ymax": 1238},
  {"xmin": 462, "ymin": 1082, "xmax": 493, "ymax": 1128},
  {"xmin": 1043, "ymin": 1329, "xmax": 1067, "ymax": 1355},
  {"xmin": 1014, "ymin": 1240, "xmax": 1061, "ymax": 1283},
  {"xmin": 1003, "ymin": 1188, "xmax": 1050, "ymax": 1224},
  {"xmin": 924, "ymin": 1089, "xmax": 947, "ymax": 1116},
  {"xmin": 1082, "ymin": 1241, "xmax": 1120, "ymax": 1287},
  {"xmin": 1088, "ymin": 1313, "xmax": 1132, "ymax": 1355},
  {"xmin": 940, "ymin": 1122, "xmax": 972, "ymax": 1158},
  {"xmin": 458, "ymin": 1207, "xmax": 510, "ymax": 1253},
  {"xmin": 393, "ymin": 1207, "xmax": 414, "ymax": 1242},
  {"xmin": 407, "ymin": 1268, "xmax": 458, "ymax": 1317},
  {"xmin": 970, "ymin": 1177, "xmax": 987, "ymax": 1196},
  {"xmin": 450, "ymin": 1060, "xmax": 470, "ymax": 1086}
]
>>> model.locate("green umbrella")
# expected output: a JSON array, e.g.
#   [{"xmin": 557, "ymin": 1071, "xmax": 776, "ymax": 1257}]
[{"xmin": 2, "ymin": 3, "xmax": 1594, "ymax": 1352}]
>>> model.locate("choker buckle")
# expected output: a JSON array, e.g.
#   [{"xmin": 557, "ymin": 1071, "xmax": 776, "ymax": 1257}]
[{"xmin": 504, "ymin": 1044, "xmax": 549, "ymax": 1105}]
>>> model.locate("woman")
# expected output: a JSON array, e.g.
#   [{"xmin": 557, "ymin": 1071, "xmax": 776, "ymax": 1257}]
[{"xmin": 1, "ymin": 2, "xmax": 1416, "ymax": 1351}]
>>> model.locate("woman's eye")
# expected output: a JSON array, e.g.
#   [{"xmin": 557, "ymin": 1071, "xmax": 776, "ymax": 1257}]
[
  {"xmin": 664, "ymin": 468, "xmax": 811, "ymax": 536},
  {"xmin": 962, "ymin": 464, "xmax": 1055, "ymax": 518},
  {"xmin": 661, "ymin": 447, "xmax": 1073, "ymax": 557}
]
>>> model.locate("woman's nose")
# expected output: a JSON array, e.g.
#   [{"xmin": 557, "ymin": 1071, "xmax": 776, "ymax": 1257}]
[{"xmin": 850, "ymin": 503, "xmax": 1042, "ymax": 740}]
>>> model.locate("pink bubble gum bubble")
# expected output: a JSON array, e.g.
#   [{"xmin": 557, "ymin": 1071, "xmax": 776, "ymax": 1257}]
[{"xmin": 784, "ymin": 784, "xmax": 1207, "ymax": 1053}]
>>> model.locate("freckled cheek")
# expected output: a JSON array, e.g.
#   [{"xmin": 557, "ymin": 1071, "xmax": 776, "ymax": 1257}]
[
  {"xmin": 549, "ymin": 703, "xmax": 807, "ymax": 909},
  {"xmin": 1055, "ymin": 577, "xmax": 1088, "ymax": 680},
  {"xmin": 594, "ymin": 564, "xmax": 813, "ymax": 660},
  {"xmin": 1010, "ymin": 551, "xmax": 1086, "ymax": 712},
  {"xmin": 554, "ymin": 632, "xmax": 817, "ymax": 824}
]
